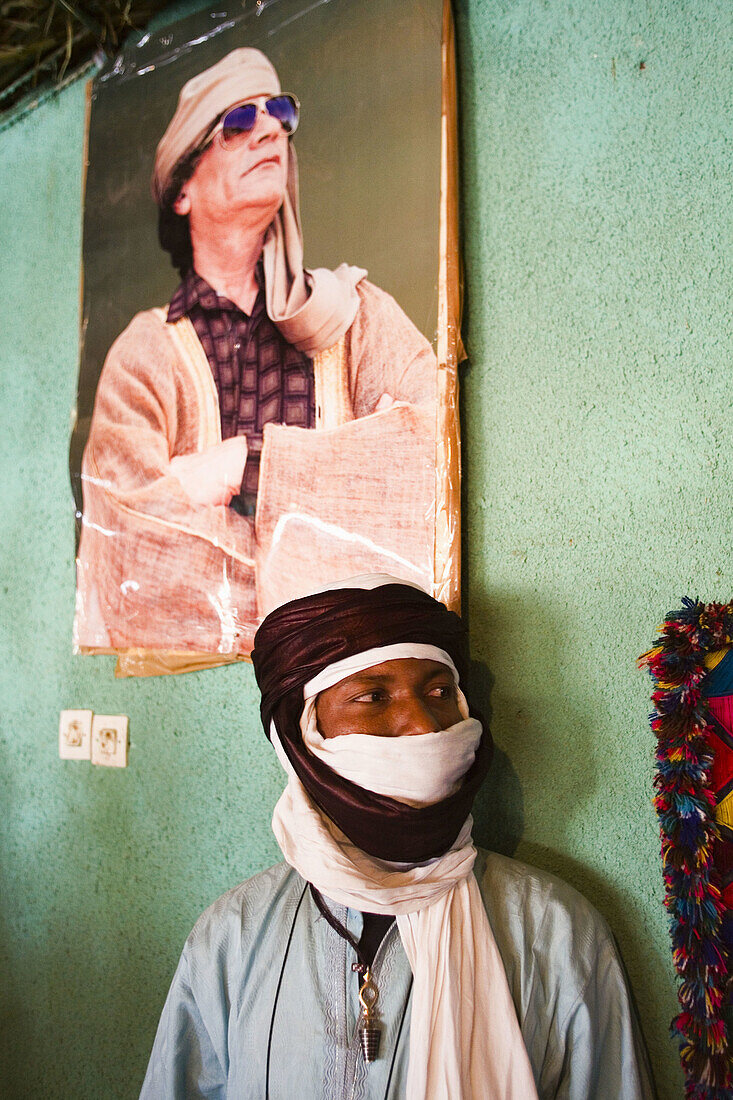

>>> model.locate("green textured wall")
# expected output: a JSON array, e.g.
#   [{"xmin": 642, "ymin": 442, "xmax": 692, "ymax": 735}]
[{"xmin": 1, "ymin": 1, "xmax": 730, "ymax": 1097}]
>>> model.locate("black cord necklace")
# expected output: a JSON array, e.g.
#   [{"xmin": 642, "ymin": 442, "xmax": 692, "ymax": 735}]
[
  {"xmin": 310, "ymin": 885, "xmax": 391, "ymax": 1063},
  {"xmin": 265, "ymin": 883, "xmax": 308, "ymax": 1100},
  {"xmin": 265, "ymin": 881, "xmax": 413, "ymax": 1100}
]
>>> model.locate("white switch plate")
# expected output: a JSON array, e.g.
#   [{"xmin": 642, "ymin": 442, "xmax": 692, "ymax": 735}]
[
  {"xmin": 91, "ymin": 715, "xmax": 129, "ymax": 768},
  {"xmin": 59, "ymin": 709, "xmax": 93, "ymax": 760}
]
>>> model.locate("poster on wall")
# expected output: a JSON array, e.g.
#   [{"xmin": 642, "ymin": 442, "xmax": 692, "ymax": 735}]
[{"xmin": 70, "ymin": 0, "xmax": 462, "ymax": 676}]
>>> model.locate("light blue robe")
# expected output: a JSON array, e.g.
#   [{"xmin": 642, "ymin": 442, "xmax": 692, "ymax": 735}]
[{"xmin": 141, "ymin": 850, "xmax": 655, "ymax": 1099}]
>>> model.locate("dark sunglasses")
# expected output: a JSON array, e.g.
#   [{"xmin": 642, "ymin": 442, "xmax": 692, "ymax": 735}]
[{"xmin": 215, "ymin": 94, "xmax": 300, "ymax": 147}]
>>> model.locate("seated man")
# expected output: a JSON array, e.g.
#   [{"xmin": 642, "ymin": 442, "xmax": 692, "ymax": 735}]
[{"xmin": 141, "ymin": 576, "xmax": 655, "ymax": 1098}]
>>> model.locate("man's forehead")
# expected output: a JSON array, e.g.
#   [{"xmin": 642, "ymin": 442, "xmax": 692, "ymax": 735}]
[{"xmin": 325, "ymin": 658, "xmax": 454, "ymax": 688}]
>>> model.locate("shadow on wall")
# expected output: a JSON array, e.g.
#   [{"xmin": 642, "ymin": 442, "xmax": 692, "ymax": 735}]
[
  {"xmin": 467, "ymin": 656, "xmax": 526, "ymax": 856},
  {"xmin": 461, "ymin": 578, "xmax": 605, "ymax": 858},
  {"xmin": 473, "ymin": 744, "xmax": 525, "ymax": 855},
  {"xmin": 463, "ymin": 582, "xmax": 605, "ymax": 859}
]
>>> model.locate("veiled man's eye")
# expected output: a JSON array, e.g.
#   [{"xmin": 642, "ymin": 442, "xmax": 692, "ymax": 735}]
[{"xmin": 353, "ymin": 691, "xmax": 386, "ymax": 704}]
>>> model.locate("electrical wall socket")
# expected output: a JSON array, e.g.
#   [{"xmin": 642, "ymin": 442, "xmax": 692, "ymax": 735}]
[
  {"xmin": 91, "ymin": 715, "xmax": 129, "ymax": 768},
  {"xmin": 59, "ymin": 710, "xmax": 93, "ymax": 760}
]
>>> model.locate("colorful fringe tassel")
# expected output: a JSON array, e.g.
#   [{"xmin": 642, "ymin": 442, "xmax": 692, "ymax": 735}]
[{"xmin": 640, "ymin": 599, "xmax": 733, "ymax": 1099}]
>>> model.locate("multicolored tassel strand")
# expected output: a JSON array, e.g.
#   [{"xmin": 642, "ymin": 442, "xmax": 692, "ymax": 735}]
[{"xmin": 639, "ymin": 598, "xmax": 733, "ymax": 1099}]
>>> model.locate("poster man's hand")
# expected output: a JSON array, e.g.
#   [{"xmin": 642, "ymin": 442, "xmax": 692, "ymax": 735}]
[{"xmin": 170, "ymin": 437, "xmax": 248, "ymax": 506}]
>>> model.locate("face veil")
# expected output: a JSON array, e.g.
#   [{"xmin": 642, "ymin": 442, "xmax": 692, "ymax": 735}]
[{"xmin": 251, "ymin": 580, "xmax": 493, "ymax": 862}]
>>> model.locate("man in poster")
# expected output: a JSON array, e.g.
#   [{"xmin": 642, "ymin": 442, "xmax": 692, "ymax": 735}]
[{"xmin": 75, "ymin": 47, "xmax": 439, "ymax": 658}]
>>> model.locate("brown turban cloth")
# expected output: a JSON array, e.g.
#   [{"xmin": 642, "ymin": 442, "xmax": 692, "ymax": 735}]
[
  {"xmin": 251, "ymin": 582, "xmax": 493, "ymax": 862},
  {"xmin": 152, "ymin": 47, "xmax": 366, "ymax": 356}
]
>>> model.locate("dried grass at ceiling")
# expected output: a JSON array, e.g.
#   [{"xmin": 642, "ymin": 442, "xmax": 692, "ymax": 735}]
[{"xmin": 0, "ymin": 0, "xmax": 170, "ymax": 114}]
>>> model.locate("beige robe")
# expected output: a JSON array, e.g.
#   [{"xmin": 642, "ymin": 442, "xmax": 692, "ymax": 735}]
[{"xmin": 75, "ymin": 280, "xmax": 437, "ymax": 658}]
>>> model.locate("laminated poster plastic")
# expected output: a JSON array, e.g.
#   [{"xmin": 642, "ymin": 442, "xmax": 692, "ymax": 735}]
[{"xmin": 71, "ymin": 0, "xmax": 463, "ymax": 677}]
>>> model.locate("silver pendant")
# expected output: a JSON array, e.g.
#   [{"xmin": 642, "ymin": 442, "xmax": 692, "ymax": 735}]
[
  {"xmin": 358, "ymin": 1019, "xmax": 382, "ymax": 1062},
  {"xmin": 358, "ymin": 969, "xmax": 382, "ymax": 1063}
]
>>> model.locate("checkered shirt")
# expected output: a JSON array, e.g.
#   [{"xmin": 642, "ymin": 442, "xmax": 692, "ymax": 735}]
[{"xmin": 167, "ymin": 268, "xmax": 315, "ymax": 511}]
